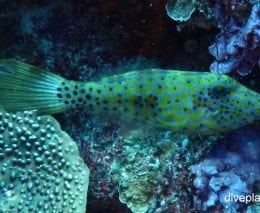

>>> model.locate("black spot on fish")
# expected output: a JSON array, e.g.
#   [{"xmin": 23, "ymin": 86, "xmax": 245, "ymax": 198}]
[
  {"xmin": 57, "ymin": 94, "xmax": 62, "ymax": 98},
  {"xmin": 86, "ymin": 94, "xmax": 91, "ymax": 99},
  {"xmin": 97, "ymin": 89, "xmax": 101, "ymax": 94},
  {"xmin": 73, "ymin": 91, "xmax": 78, "ymax": 95},
  {"xmin": 57, "ymin": 87, "xmax": 62, "ymax": 91},
  {"xmin": 78, "ymin": 98, "xmax": 83, "ymax": 102},
  {"xmin": 66, "ymin": 94, "xmax": 71, "ymax": 98},
  {"xmin": 65, "ymin": 86, "xmax": 69, "ymax": 91},
  {"xmin": 65, "ymin": 101, "xmax": 69, "ymax": 105},
  {"xmin": 89, "ymin": 87, "xmax": 93, "ymax": 91}
]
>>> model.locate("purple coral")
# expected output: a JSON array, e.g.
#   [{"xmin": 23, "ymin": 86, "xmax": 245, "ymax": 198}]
[
  {"xmin": 209, "ymin": 2, "xmax": 260, "ymax": 75},
  {"xmin": 190, "ymin": 129, "xmax": 260, "ymax": 212}
]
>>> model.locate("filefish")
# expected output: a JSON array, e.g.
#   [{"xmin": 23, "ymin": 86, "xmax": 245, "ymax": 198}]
[{"xmin": 0, "ymin": 60, "xmax": 259, "ymax": 135}]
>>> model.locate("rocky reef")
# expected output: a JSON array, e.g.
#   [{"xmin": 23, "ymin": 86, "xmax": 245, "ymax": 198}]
[{"xmin": 0, "ymin": 0, "xmax": 259, "ymax": 212}]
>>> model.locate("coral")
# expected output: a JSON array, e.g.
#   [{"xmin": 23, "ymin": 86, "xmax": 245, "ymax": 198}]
[
  {"xmin": 165, "ymin": 0, "xmax": 259, "ymax": 75},
  {"xmin": 110, "ymin": 130, "xmax": 161, "ymax": 213},
  {"xmin": 190, "ymin": 129, "xmax": 260, "ymax": 212},
  {"xmin": 109, "ymin": 129, "xmax": 218, "ymax": 213},
  {"xmin": 0, "ymin": 111, "xmax": 89, "ymax": 213},
  {"xmin": 1, "ymin": 1, "xmax": 259, "ymax": 212},
  {"xmin": 246, "ymin": 203, "xmax": 260, "ymax": 213},
  {"xmin": 209, "ymin": 2, "xmax": 260, "ymax": 75},
  {"xmin": 166, "ymin": 0, "xmax": 196, "ymax": 22}
]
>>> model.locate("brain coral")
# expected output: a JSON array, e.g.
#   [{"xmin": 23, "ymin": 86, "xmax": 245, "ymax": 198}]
[{"xmin": 0, "ymin": 110, "xmax": 89, "ymax": 213}]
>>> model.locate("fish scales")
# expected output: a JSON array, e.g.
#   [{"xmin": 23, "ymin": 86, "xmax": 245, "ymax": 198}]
[{"xmin": 0, "ymin": 60, "xmax": 259, "ymax": 135}]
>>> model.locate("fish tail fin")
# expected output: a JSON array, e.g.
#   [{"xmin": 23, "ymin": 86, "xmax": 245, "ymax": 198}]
[{"xmin": 0, "ymin": 59, "xmax": 70, "ymax": 114}]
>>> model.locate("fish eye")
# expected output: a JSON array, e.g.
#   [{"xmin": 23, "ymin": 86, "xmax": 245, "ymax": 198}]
[{"xmin": 211, "ymin": 84, "xmax": 230, "ymax": 97}]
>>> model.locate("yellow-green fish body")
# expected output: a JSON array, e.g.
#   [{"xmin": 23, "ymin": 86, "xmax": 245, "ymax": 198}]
[{"xmin": 0, "ymin": 60, "xmax": 259, "ymax": 135}]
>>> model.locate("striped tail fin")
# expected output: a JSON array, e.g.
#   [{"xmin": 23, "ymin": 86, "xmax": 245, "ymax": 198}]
[{"xmin": 0, "ymin": 59, "xmax": 69, "ymax": 114}]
